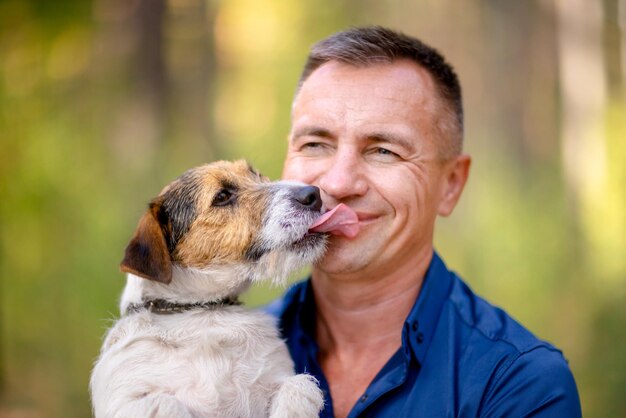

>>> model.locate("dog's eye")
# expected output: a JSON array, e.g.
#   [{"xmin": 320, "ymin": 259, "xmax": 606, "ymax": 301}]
[{"xmin": 212, "ymin": 189, "xmax": 236, "ymax": 207}]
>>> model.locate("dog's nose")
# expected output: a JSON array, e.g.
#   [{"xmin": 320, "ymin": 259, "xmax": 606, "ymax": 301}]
[{"xmin": 292, "ymin": 186, "xmax": 322, "ymax": 211}]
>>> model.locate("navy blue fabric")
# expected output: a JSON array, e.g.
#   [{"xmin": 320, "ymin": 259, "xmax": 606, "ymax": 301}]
[{"xmin": 265, "ymin": 252, "xmax": 582, "ymax": 417}]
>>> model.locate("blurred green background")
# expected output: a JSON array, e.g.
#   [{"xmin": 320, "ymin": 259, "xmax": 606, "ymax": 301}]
[{"xmin": 1, "ymin": 0, "xmax": 625, "ymax": 416}]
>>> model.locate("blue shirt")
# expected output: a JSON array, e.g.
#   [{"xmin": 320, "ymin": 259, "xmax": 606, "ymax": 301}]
[{"xmin": 265, "ymin": 252, "xmax": 582, "ymax": 417}]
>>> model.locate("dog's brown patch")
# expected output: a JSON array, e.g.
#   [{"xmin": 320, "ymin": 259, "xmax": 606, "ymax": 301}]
[
  {"xmin": 173, "ymin": 160, "xmax": 270, "ymax": 267},
  {"xmin": 120, "ymin": 160, "xmax": 273, "ymax": 281}
]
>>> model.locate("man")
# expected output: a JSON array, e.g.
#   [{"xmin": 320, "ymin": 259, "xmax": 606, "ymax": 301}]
[{"xmin": 267, "ymin": 26, "xmax": 582, "ymax": 417}]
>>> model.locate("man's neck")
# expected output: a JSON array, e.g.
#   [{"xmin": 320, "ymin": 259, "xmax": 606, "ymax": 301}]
[
  {"xmin": 311, "ymin": 247, "xmax": 433, "ymax": 351},
  {"xmin": 310, "ymin": 248, "xmax": 433, "ymax": 418}
]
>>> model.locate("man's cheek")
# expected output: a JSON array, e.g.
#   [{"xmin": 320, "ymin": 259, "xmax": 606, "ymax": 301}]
[
  {"xmin": 281, "ymin": 156, "xmax": 300, "ymax": 180},
  {"xmin": 284, "ymin": 158, "xmax": 321, "ymax": 183}
]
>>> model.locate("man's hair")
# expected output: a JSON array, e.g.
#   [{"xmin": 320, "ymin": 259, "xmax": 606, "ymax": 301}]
[{"xmin": 297, "ymin": 26, "xmax": 463, "ymax": 159}]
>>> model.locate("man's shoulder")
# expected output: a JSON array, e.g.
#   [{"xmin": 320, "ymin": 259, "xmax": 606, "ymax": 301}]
[
  {"xmin": 442, "ymin": 274, "xmax": 581, "ymax": 416},
  {"xmin": 447, "ymin": 273, "xmax": 557, "ymax": 355}
]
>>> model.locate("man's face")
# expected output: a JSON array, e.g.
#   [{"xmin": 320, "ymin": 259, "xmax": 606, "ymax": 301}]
[{"xmin": 283, "ymin": 60, "xmax": 458, "ymax": 278}]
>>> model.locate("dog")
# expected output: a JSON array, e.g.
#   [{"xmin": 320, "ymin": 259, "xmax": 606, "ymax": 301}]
[{"xmin": 90, "ymin": 160, "xmax": 331, "ymax": 418}]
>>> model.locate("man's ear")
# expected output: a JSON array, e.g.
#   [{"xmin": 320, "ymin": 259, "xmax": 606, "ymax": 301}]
[
  {"xmin": 120, "ymin": 201, "xmax": 172, "ymax": 284},
  {"xmin": 437, "ymin": 153, "xmax": 471, "ymax": 217}
]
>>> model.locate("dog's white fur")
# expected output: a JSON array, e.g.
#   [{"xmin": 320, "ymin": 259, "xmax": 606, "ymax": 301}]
[
  {"xmin": 91, "ymin": 291, "xmax": 322, "ymax": 418},
  {"xmin": 90, "ymin": 167, "xmax": 325, "ymax": 418}
]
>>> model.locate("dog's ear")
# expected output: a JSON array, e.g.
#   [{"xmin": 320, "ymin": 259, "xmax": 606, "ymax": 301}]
[{"xmin": 120, "ymin": 200, "xmax": 172, "ymax": 284}]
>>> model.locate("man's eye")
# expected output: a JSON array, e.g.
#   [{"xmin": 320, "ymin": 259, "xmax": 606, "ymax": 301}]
[
  {"xmin": 212, "ymin": 189, "xmax": 236, "ymax": 206},
  {"xmin": 375, "ymin": 147, "xmax": 399, "ymax": 157},
  {"xmin": 298, "ymin": 141, "xmax": 331, "ymax": 155}
]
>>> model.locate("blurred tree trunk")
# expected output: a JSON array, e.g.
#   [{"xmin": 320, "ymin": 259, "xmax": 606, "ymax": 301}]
[
  {"xmin": 555, "ymin": 0, "xmax": 613, "ymax": 273},
  {"xmin": 134, "ymin": 0, "xmax": 168, "ymax": 143},
  {"xmin": 129, "ymin": 0, "xmax": 168, "ymax": 169},
  {"xmin": 105, "ymin": 0, "xmax": 218, "ymax": 171},
  {"xmin": 605, "ymin": 0, "xmax": 626, "ymax": 96},
  {"xmin": 166, "ymin": 0, "xmax": 219, "ymax": 162},
  {"xmin": 103, "ymin": 0, "xmax": 169, "ymax": 171},
  {"xmin": 556, "ymin": 0, "xmax": 607, "ymax": 212},
  {"xmin": 621, "ymin": 0, "xmax": 626, "ymax": 93}
]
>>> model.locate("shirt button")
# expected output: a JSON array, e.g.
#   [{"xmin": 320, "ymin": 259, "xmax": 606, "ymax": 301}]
[
  {"xmin": 360, "ymin": 394, "xmax": 368, "ymax": 402},
  {"xmin": 411, "ymin": 321, "xmax": 419, "ymax": 331},
  {"xmin": 417, "ymin": 332, "xmax": 424, "ymax": 344}
]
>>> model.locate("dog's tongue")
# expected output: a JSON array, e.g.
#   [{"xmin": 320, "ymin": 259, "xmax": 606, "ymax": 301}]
[{"xmin": 309, "ymin": 203, "xmax": 359, "ymax": 238}]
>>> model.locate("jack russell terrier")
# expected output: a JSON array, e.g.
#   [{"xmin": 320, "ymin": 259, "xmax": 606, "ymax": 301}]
[{"xmin": 90, "ymin": 160, "xmax": 358, "ymax": 418}]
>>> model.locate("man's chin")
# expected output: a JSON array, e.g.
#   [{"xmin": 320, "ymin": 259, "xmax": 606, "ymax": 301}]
[{"xmin": 313, "ymin": 243, "xmax": 371, "ymax": 277}]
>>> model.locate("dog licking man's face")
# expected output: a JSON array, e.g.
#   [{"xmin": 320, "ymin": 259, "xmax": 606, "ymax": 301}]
[{"xmin": 120, "ymin": 160, "xmax": 329, "ymax": 288}]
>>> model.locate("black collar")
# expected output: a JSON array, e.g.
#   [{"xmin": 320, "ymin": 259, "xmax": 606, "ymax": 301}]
[{"xmin": 125, "ymin": 296, "xmax": 241, "ymax": 315}]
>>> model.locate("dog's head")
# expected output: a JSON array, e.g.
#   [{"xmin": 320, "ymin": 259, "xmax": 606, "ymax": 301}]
[{"xmin": 120, "ymin": 160, "xmax": 327, "ymax": 294}]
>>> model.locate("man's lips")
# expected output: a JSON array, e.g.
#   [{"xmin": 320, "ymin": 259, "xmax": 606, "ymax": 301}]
[{"xmin": 308, "ymin": 203, "xmax": 360, "ymax": 238}]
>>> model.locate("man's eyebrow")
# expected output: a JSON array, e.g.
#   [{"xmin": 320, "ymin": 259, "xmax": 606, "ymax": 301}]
[
  {"xmin": 367, "ymin": 132, "xmax": 415, "ymax": 152},
  {"xmin": 290, "ymin": 126, "xmax": 332, "ymax": 142}
]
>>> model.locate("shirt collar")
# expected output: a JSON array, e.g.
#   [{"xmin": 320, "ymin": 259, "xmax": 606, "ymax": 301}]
[
  {"xmin": 272, "ymin": 278, "xmax": 317, "ymax": 352},
  {"xmin": 282, "ymin": 251, "xmax": 454, "ymax": 366},
  {"xmin": 402, "ymin": 251, "xmax": 454, "ymax": 365}
]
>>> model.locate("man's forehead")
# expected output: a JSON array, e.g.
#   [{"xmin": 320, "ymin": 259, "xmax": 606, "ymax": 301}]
[
  {"xmin": 293, "ymin": 60, "xmax": 438, "ymax": 114},
  {"xmin": 296, "ymin": 61, "xmax": 437, "ymax": 114}
]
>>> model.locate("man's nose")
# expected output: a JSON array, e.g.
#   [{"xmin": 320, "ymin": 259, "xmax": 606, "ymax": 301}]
[{"xmin": 319, "ymin": 150, "xmax": 367, "ymax": 200}]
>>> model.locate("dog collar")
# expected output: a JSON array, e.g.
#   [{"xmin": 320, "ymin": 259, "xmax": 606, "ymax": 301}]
[{"xmin": 125, "ymin": 296, "xmax": 241, "ymax": 315}]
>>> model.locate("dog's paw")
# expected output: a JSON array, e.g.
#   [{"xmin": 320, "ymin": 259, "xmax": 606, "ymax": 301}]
[{"xmin": 269, "ymin": 374, "xmax": 324, "ymax": 418}]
